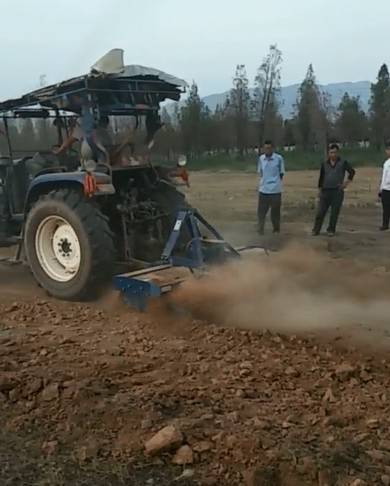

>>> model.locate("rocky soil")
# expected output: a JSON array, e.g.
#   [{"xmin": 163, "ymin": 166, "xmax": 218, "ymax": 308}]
[{"xmin": 1, "ymin": 297, "xmax": 390, "ymax": 485}]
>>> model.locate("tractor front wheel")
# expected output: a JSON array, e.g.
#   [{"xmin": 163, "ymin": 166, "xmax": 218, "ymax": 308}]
[{"xmin": 24, "ymin": 189, "xmax": 115, "ymax": 300}]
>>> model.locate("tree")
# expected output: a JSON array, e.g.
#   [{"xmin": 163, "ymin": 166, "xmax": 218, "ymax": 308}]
[
  {"xmin": 369, "ymin": 63, "xmax": 390, "ymax": 149},
  {"xmin": 155, "ymin": 107, "xmax": 181, "ymax": 160},
  {"xmin": 213, "ymin": 103, "xmax": 234, "ymax": 154},
  {"xmin": 226, "ymin": 64, "xmax": 250, "ymax": 156},
  {"xmin": 160, "ymin": 107, "xmax": 172, "ymax": 126},
  {"xmin": 283, "ymin": 119, "xmax": 296, "ymax": 147},
  {"xmin": 179, "ymin": 82, "xmax": 207, "ymax": 156},
  {"xmin": 295, "ymin": 64, "xmax": 328, "ymax": 151},
  {"xmin": 253, "ymin": 44, "xmax": 282, "ymax": 144},
  {"xmin": 171, "ymin": 103, "xmax": 180, "ymax": 127},
  {"xmin": 335, "ymin": 93, "xmax": 368, "ymax": 145},
  {"xmin": 263, "ymin": 111, "xmax": 284, "ymax": 146},
  {"xmin": 200, "ymin": 106, "xmax": 215, "ymax": 153}
]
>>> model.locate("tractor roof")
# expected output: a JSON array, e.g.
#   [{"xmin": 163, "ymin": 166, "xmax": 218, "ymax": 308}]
[{"xmin": 0, "ymin": 49, "xmax": 187, "ymax": 116}]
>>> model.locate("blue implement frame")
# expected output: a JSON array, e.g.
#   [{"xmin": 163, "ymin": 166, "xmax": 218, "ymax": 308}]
[
  {"xmin": 113, "ymin": 208, "xmax": 241, "ymax": 311},
  {"xmin": 161, "ymin": 209, "xmax": 240, "ymax": 268}
]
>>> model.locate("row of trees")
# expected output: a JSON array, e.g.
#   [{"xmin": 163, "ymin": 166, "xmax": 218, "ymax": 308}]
[
  {"xmin": 1, "ymin": 46, "xmax": 389, "ymax": 159},
  {"xmin": 155, "ymin": 45, "xmax": 390, "ymax": 159}
]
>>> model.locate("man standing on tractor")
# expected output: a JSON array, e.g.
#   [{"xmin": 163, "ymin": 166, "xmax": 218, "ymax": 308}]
[
  {"xmin": 257, "ymin": 140, "xmax": 285, "ymax": 235},
  {"xmin": 312, "ymin": 143, "xmax": 355, "ymax": 236},
  {"xmin": 53, "ymin": 116, "xmax": 110, "ymax": 166}
]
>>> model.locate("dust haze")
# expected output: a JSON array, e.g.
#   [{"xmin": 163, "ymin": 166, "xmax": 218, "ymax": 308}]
[{"xmin": 167, "ymin": 244, "xmax": 390, "ymax": 334}]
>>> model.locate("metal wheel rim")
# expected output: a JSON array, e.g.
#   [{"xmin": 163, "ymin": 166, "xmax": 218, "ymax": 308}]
[{"xmin": 35, "ymin": 215, "xmax": 81, "ymax": 282}]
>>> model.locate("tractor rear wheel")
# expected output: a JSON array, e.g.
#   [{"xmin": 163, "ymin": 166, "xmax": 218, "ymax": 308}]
[{"xmin": 24, "ymin": 189, "xmax": 115, "ymax": 300}]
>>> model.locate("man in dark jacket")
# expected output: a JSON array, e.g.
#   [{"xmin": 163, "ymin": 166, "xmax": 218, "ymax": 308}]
[{"xmin": 312, "ymin": 144, "xmax": 355, "ymax": 236}]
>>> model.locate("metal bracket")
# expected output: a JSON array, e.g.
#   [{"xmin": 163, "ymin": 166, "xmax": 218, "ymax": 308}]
[{"xmin": 161, "ymin": 208, "xmax": 239, "ymax": 268}]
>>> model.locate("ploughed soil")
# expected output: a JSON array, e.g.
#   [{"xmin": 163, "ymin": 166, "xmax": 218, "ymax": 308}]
[{"xmin": 1, "ymin": 168, "xmax": 390, "ymax": 486}]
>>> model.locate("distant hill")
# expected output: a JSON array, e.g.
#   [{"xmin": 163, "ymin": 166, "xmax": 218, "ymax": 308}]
[{"xmin": 173, "ymin": 81, "xmax": 371, "ymax": 119}]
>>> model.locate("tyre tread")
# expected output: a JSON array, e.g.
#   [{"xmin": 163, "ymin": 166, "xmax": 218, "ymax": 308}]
[{"xmin": 25, "ymin": 189, "xmax": 115, "ymax": 300}]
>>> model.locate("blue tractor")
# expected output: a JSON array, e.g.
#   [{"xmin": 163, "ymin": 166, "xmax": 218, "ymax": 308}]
[{"xmin": 0, "ymin": 51, "xmax": 193, "ymax": 301}]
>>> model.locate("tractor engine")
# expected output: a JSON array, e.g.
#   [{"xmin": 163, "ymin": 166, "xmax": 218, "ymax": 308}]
[{"xmin": 116, "ymin": 178, "xmax": 168, "ymax": 262}]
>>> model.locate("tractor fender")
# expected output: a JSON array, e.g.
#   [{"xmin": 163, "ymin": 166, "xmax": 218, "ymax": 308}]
[{"xmin": 24, "ymin": 171, "xmax": 114, "ymax": 212}]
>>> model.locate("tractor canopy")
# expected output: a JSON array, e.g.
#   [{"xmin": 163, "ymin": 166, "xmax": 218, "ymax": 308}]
[{"xmin": 0, "ymin": 49, "xmax": 187, "ymax": 116}]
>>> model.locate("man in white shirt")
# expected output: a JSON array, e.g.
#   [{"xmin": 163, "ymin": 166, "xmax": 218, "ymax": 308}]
[
  {"xmin": 257, "ymin": 140, "xmax": 285, "ymax": 234},
  {"xmin": 379, "ymin": 141, "xmax": 390, "ymax": 231}
]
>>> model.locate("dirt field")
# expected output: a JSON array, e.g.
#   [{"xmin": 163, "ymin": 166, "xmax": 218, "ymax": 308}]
[{"xmin": 1, "ymin": 168, "xmax": 390, "ymax": 486}]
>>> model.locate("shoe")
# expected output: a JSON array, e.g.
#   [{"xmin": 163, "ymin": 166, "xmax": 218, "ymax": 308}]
[
  {"xmin": 312, "ymin": 230, "xmax": 320, "ymax": 236},
  {"xmin": 380, "ymin": 226, "xmax": 389, "ymax": 231},
  {"xmin": 326, "ymin": 231, "xmax": 335, "ymax": 237},
  {"xmin": 273, "ymin": 229, "xmax": 280, "ymax": 234}
]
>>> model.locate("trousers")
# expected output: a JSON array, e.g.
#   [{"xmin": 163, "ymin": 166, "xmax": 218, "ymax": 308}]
[
  {"xmin": 381, "ymin": 189, "xmax": 390, "ymax": 229},
  {"xmin": 257, "ymin": 192, "xmax": 281, "ymax": 233},
  {"xmin": 313, "ymin": 188, "xmax": 344, "ymax": 233}
]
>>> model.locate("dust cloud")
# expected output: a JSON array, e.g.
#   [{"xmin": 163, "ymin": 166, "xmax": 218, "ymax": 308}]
[{"xmin": 166, "ymin": 244, "xmax": 390, "ymax": 334}]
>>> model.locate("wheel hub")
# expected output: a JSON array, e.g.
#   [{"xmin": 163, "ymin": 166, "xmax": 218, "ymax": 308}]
[{"xmin": 58, "ymin": 239, "xmax": 72, "ymax": 256}]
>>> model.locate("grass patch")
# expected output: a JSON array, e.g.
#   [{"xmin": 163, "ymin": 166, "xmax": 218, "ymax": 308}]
[{"xmin": 179, "ymin": 149, "xmax": 385, "ymax": 172}]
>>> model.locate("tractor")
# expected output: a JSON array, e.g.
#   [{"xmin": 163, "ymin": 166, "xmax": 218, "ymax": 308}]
[
  {"xmin": 0, "ymin": 50, "xmax": 196, "ymax": 301},
  {"xmin": 0, "ymin": 50, "xmax": 262, "ymax": 308}
]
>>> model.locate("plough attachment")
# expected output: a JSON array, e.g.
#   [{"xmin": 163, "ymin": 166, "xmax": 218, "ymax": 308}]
[{"xmin": 113, "ymin": 209, "xmax": 265, "ymax": 311}]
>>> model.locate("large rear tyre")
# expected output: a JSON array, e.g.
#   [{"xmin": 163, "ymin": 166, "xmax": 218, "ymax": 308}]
[{"xmin": 24, "ymin": 189, "xmax": 115, "ymax": 300}]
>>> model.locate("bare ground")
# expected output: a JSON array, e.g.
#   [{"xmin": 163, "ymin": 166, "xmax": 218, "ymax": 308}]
[{"xmin": 1, "ymin": 168, "xmax": 390, "ymax": 486}]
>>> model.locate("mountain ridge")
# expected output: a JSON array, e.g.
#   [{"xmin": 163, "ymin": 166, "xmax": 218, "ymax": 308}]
[
  {"xmin": 168, "ymin": 81, "xmax": 372, "ymax": 119},
  {"xmin": 202, "ymin": 81, "xmax": 371, "ymax": 118}
]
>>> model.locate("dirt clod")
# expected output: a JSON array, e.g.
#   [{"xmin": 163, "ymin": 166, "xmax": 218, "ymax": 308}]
[
  {"xmin": 349, "ymin": 480, "xmax": 367, "ymax": 486},
  {"xmin": 25, "ymin": 377, "xmax": 43, "ymax": 396},
  {"xmin": 145, "ymin": 425, "xmax": 184, "ymax": 455},
  {"xmin": 172, "ymin": 445, "xmax": 194, "ymax": 465},
  {"xmin": 193, "ymin": 441, "xmax": 212, "ymax": 453},
  {"xmin": 42, "ymin": 440, "xmax": 58, "ymax": 456},
  {"xmin": 334, "ymin": 363, "xmax": 357, "ymax": 380},
  {"xmin": 0, "ymin": 372, "xmax": 18, "ymax": 392},
  {"xmin": 41, "ymin": 383, "xmax": 60, "ymax": 401}
]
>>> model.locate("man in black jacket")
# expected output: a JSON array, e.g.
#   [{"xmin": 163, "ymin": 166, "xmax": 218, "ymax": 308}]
[{"xmin": 312, "ymin": 144, "xmax": 355, "ymax": 236}]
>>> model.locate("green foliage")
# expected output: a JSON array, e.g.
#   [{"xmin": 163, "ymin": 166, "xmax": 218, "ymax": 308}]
[
  {"xmin": 180, "ymin": 148, "xmax": 383, "ymax": 172},
  {"xmin": 369, "ymin": 64, "xmax": 390, "ymax": 148},
  {"xmin": 226, "ymin": 65, "xmax": 250, "ymax": 155},
  {"xmin": 155, "ymin": 59, "xmax": 390, "ymax": 163},
  {"xmin": 295, "ymin": 64, "xmax": 328, "ymax": 151},
  {"xmin": 253, "ymin": 44, "xmax": 283, "ymax": 144},
  {"xmin": 179, "ymin": 82, "xmax": 209, "ymax": 155},
  {"xmin": 336, "ymin": 93, "xmax": 368, "ymax": 145}
]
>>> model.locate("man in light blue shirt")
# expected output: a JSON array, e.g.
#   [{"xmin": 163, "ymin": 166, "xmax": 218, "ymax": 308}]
[{"xmin": 257, "ymin": 140, "xmax": 285, "ymax": 234}]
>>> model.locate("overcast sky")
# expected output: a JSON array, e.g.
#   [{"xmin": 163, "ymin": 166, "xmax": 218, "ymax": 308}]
[{"xmin": 1, "ymin": 0, "xmax": 389, "ymax": 99}]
